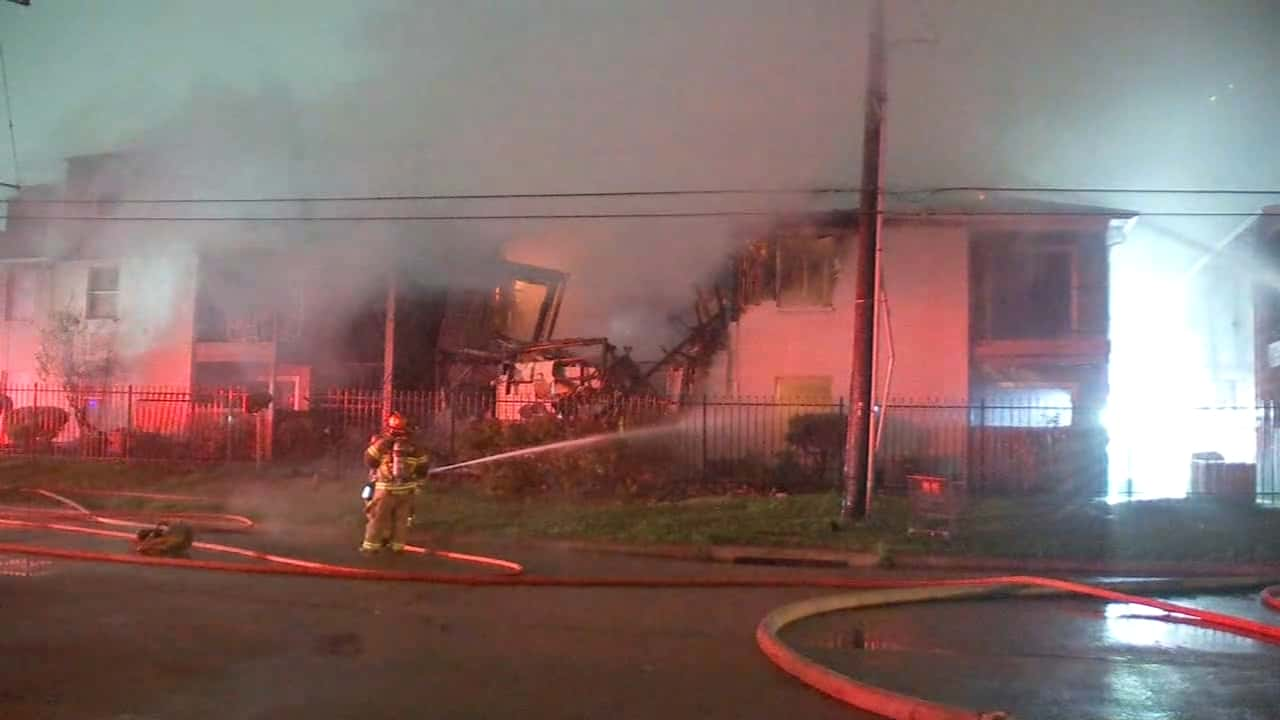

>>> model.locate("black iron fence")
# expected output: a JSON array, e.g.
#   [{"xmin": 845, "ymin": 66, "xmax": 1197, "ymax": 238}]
[
  {"xmin": 2, "ymin": 382, "xmax": 1277, "ymax": 502},
  {"xmin": 874, "ymin": 402, "xmax": 1107, "ymax": 497}
]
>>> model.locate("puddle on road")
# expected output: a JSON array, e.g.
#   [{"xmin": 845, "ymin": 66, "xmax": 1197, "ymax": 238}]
[{"xmin": 785, "ymin": 595, "xmax": 1280, "ymax": 720}]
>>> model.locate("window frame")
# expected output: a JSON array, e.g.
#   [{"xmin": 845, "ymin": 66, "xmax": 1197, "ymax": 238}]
[
  {"xmin": 975, "ymin": 231, "xmax": 1081, "ymax": 341},
  {"xmin": 775, "ymin": 234, "xmax": 838, "ymax": 310},
  {"xmin": 775, "ymin": 375, "xmax": 835, "ymax": 404},
  {"xmin": 85, "ymin": 265, "xmax": 121, "ymax": 320},
  {"xmin": 3, "ymin": 264, "xmax": 41, "ymax": 322}
]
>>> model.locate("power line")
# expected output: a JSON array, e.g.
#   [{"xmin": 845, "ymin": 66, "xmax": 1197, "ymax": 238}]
[
  {"xmin": 9, "ymin": 187, "xmax": 864, "ymax": 204},
  {"xmin": 4, "ymin": 185, "xmax": 1280, "ymax": 206},
  {"xmin": 1, "ymin": 209, "xmax": 1273, "ymax": 223},
  {"xmin": 920, "ymin": 186, "xmax": 1280, "ymax": 197}
]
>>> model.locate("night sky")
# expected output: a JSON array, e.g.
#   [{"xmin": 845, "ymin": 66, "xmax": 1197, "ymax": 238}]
[{"xmin": 3, "ymin": 0, "xmax": 1276, "ymax": 193}]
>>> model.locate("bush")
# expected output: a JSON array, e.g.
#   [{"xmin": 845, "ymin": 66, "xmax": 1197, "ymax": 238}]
[
  {"xmin": 785, "ymin": 413, "xmax": 847, "ymax": 488},
  {"xmin": 119, "ymin": 429, "xmax": 187, "ymax": 459},
  {"xmin": 274, "ymin": 414, "xmax": 322, "ymax": 460},
  {"xmin": 5, "ymin": 406, "xmax": 71, "ymax": 450},
  {"xmin": 188, "ymin": 412, "xmax": 258, "ymax": 461}
]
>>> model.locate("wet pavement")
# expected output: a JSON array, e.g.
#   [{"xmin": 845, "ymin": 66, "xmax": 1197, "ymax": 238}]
[
  {"xmin": 0, "ymin": 533, "xmax": 879, "ymax": 720},
  {"xmin": 785, "ymin": 593, "xmax": 1280, "ymax": 720},
  {"xmin": 3, "ymin": 519, "xmax": 1279, "ymax": 719}
]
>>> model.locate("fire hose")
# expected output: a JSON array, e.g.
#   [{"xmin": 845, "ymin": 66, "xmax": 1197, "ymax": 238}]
[{"xmin": 2, "ymin": 488, "xmax": 1279, "ymax": 720}]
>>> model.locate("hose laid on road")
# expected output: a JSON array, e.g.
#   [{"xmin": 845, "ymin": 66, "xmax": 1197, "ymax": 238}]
[
  {"xmin": 1264, "ymin": 584, "xmax": 1280, "ymax": 613},
  {"xmin": 0, "ymin": 487, "xmax": 522, "ymax": 575},
  {"xmin": 2, "ymin": 487, "xmax": 1279, "ymax": 720}
]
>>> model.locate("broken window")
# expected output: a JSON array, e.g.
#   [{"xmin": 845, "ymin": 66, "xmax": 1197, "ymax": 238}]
[
  {"xmin": 973, "ymin": 232, "xmax": 1079, "ymax": 340},
  {"xmin": 489, "ymin": 263, "xmax": 564, "ymax": 344},
  {"xmin": 737, "ymin": 239, "xmax": 776, "ymax": 306},
  {"xmin": 3, "ymin": 265, "xmax": 39, "ymax": 321},
  {"xmin": 777, "ymin": 234, "xmax": 837, "ymax": 308},
  {"xmin": 86, "ymin": 266, "xmax": 120, "ymax": 320},
  {"xmin": 495, "ymin": 279, "xmax": 551, "ymax": 342}
]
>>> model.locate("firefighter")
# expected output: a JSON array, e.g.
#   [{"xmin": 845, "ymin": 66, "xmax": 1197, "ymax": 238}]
[{"xmin": 360, "ymin": 412, "xmax": 430, "ymax": 554}]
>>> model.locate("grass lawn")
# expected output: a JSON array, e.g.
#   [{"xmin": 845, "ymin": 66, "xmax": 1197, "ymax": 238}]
[{"xmin": 3, "ymin": 458, "xmax": 1279, "ymax": 564}]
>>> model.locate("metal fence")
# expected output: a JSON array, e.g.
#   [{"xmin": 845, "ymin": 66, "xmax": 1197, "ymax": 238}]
[
  {"xmin": 0, "ymin": 383, "xmax": 842, "ymax": 473},
  {"xmin": 2, "ymin": 382, "xmax": 1277, "ymax": 502},
  {"xmin": 0, "ymin": 384, "xmax": 259, "ymax": 462},
  {"xmin": 299, "ymin": 389, "xmax": 845, "ymax": 476},
  {"xmin": 874, "ymin": 401, "xmax": 1106, "ymax": 497}
]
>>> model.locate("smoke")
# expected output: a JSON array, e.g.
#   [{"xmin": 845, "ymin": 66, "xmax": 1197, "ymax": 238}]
[
  {"xmin": 40, "ymin": 81, "xmax": 522, "ymax": 384},
  {"xmin": 8, "ymin": 0, "xmax": 1278, "ymax": 422},
  {"xmin": 10, "ymin": 0, "xmax": 873, "ymax": 374}
]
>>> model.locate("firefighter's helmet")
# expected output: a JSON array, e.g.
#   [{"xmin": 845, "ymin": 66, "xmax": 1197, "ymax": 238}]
[{"xmin": 384, "ymin": 412, "xmax": 410, "ymax": 436}]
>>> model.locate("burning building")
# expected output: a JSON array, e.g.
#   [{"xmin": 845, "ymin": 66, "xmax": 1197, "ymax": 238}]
[
  {"xmin": 0, "ymin": 152, "xmax": 661, "ymax": 453},
  {"xmin": 668, "ymin": 199, "xmax": 1131, "ymax": 495}
]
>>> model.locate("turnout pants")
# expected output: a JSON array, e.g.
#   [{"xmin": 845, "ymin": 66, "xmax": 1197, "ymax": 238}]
[{"xmin": 362, "ymin": 490, "xmax": 416, "ymax": 552}]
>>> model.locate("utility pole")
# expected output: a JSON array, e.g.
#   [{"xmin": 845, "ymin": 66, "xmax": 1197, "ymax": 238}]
[
  {"xmin": 841, "ymin": 0, "xmax": 887, "ymax": 521},
  {"xmin": 381, "ymin": 270, "xmax": 398, "ymax": 421}
]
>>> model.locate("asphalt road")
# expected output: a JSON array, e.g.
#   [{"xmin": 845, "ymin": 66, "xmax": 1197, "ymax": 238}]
[
  {"xmin": 786, "ymin": 592, "xmax": 1280, "ymax": 720},
  {"xmin": 3, "ymin": 526, "xmax": 1279, "ymax": 720},
  {"xmin": 1, "ymin": 533, "xmax": 876, "ymax": 720}
]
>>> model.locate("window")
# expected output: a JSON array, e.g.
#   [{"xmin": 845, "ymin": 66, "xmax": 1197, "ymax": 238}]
[
  {"xmin": 777, "ymin": 235, "xmax": 837, "ymax": 308},
  {"xmin": 495, "ymin": 279, "xmax": 551, "ymax": 342},
  {"xmin": 196, "ymin": 253, "xmax": 305, "ymax": 342},
  {"xmin": 4, "ymin": 266, "xmax": 38, "ymax": 321},
  {"xmin": 974, "ymin": 386, "xmax": 1073, "ymax": 427},
  {"xmin": 776, "ymin": 376, "xmax": 834, "ymax": 403},
  {"xmin": 86, "ymin": 266, "xmax": 120, "ymax": 319},
  {"xmin": 974, "ymin": 232, "xmax": 1078, "ymax": 340}
]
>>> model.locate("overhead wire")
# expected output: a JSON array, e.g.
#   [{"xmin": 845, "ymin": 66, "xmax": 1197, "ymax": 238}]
[
  {"xmin": 3, "ymin": 185, "xmax": 1279, "ymax": 205},
  {"xmin": 0, "ymin": 209, "xmax": 1273, "ymax": 223}
]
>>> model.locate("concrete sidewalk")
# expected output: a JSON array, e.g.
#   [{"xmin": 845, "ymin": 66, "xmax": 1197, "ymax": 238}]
[{"xmin": 536, "ymin": 537, "xmax": 1280, "ymax": 577}]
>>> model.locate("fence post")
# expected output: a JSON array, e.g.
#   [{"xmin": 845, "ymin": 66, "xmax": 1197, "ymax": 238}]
[
  {"xmin": 701, "ymin": 394, "xmax": 709, "ymax": 483},
  {"xmin": 225, "ymin": 391, "xmax": 234, "ymax": 465},
  {"xmin": 976, "ymin": 399, "xmax": 986, "ymax": 494},
  {"xmin": 838, "ymin": 397, "xmax": 848, "ymax": 488},
  {"xmin": 449, "ymin": 388, "xmax": 457, "ymax": 458},
  {"xmin": 124, "ymin": 385, "xmax": 134, "ymax": 460}
]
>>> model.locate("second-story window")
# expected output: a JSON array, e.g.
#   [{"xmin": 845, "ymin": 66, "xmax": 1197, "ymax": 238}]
[
  {"xmin": 86, "ymin": 266, "xmax": 120, "ymax": 319},
  {"xmin": 777, "ymin": 234, "xmax": 837, "ymax": 308},
  {"xmin": 3, "ymin": 265, "xmax": 39, "ymax": 321},
  {"xmin": 973, "ymin": 232, "xmax": 1079, "ymax": 340}
]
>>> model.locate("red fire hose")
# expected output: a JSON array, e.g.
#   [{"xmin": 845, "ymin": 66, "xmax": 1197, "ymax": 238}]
[
  {"xmin": 0, "ymin": 487, "xmax": 523, "ymax": 575},
  {"xmin": 1264, "ymin": 584, "xmax": 1280, "ymax": 613},
  {"xmin": 2, "ymin": 488, "xmax": 1278, "ymax": 720}
]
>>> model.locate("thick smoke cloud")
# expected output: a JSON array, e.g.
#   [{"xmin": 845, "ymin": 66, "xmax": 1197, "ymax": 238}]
[{"xmin": 5, "ymin": 0, "xmax": 1279, "ymax": 381}]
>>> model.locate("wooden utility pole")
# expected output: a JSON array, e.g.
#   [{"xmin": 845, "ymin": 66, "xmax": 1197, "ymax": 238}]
[
  {"xmin": 841, "ymin": 0, "xmax": 887, "ymax": 521},
  {"xmin": 381, "ymin": 270, "xmax": 398, "ymax": 421}
]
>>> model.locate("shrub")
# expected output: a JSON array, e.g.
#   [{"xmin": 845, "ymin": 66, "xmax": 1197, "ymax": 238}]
[
  {"xmin": 785, "ymin": 412, "xmax": 847, "ymax": 487},
  {"xmin": 6, "ymin": 406, "xmax": 71, "ymax": 449},
  {"xmin": 274, "ymin": 414, "xmax": 322, "ymax": 460},
  {"xmin": 188, "ymin": 412, "xmax": 258, "ymax": 461},
  {"xmin": 120, "ymin": 429, "xmax": 187, "ymax": 459}
]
